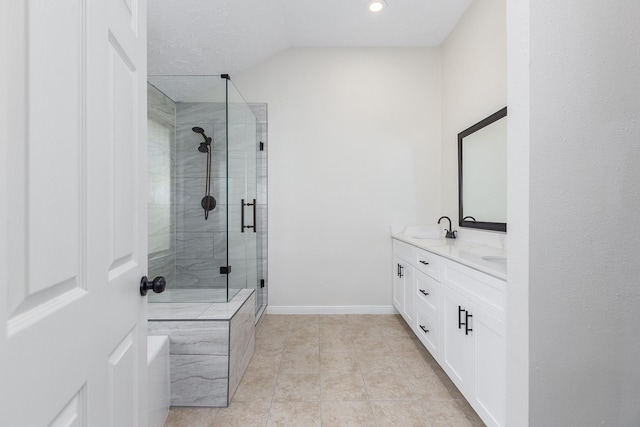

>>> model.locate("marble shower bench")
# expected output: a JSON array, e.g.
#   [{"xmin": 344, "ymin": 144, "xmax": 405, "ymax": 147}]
[{"xmin": 148, "ymin": 288, "xmax": 255, "ymax": 407}]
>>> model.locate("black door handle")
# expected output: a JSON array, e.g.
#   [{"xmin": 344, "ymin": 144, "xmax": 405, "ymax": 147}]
[
  {"xmin": 140, "ymin": 276, "xmax": 166, "ymax": 296},
  {"xmin": 419, "ymin": 289, "xmax": 429, "ymax": 296},
  {"xmin": 465, "ymin": 312, "xmax": 473, "ymax": 335},
  {"xmin": 399, "ymin": 264, "xmax": 404, "ymax": 278},
  {"xmin": 419, "ymin": 260, "xmax": 429, "ymax": 265},
  {"xmin": 458, "ymin": 306, "xmax": 465, "ymax": 329}
]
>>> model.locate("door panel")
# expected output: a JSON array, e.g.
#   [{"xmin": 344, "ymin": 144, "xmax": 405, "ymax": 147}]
[
  {"xmin": 109, "ymin": 39, "xmax": 137, "ymax": 270},
  {"xmin": 26, "ymin": 0, "xmax": 82, "ymax": 300},
  {"xmin": 402, "ymin": 263, "xmax": 415, "ymax": 324},
  {"xmin": 472, "ymin": 305, "xmax": 506, "ymax": 427},
  {"xmin": 442, "ymin": 286, "xmax": 468, "ymax": 390},
  {"xmin": 227, "ymin": 83, "xmax": 259, "ymax": 300},
  {"xmin": 392, "ymin": 256, "xmax": 404, "ymax": 312},
  {"xmin": 2, "ymin": 0, "xmax": 147, "ymax": 425},
  {"xmin": 9, "ymin": 0, "xmax": 86, "ymax": 331},
  {"xmin": 50, "ymin": 388, "xmax": 86, "ymax": 427},
  {"xmin": 108, "ymin": 329, "xmax": 138, "ymax": 427}
]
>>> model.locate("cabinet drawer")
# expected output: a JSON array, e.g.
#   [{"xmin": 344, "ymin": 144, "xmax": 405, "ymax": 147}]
[
  {"xmin": 415, "ymin": 308, "xmax": 439, "ymax": 359},
  {"xmin": 415, "ymin": 270, "xmax": 439, "ymax": 314},
  {"xmin": 415, "ymin": 248, "xmax": 441, "ymax": 280},
  {"xmin": 393, "ymin": 239, "xmax": 415, "ymax": 263}
]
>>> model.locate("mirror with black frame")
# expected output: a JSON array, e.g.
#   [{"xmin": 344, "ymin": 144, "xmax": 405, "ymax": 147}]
[{"xmin": 458, "ymin": 107, "xmax": 507, "ymax": 232}]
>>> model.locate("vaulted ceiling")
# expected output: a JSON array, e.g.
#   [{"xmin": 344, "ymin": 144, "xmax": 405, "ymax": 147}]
[{"xmin": 147, "ymin": 0, "xmax": 473, "ymax": 76}]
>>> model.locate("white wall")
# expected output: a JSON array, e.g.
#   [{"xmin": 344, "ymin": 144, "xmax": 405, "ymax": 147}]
[
  {"xmin": 440, "ymin": 0, "xmax": 507, "ymax": 246},
  {"xmin": 505, "ymin": 0, "xmax": 529, "ymax": 424},
  {"xmin": 509, "ymin": 0, "xmax": 640, "ymax": 424},
  {"xmin": 234, "ymin": 48, "xmax": 442, "ymax": 311}
]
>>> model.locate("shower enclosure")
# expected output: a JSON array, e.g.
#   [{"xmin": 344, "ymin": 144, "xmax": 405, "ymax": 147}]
[{"xmin": 146, "ymin": 75, "xmax": 267, "ymax": 316}]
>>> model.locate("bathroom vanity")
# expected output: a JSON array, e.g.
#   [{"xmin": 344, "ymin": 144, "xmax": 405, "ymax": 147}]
[{"xmin": 392, "ymin": 233, "xmax": 506, "ymax": 427}]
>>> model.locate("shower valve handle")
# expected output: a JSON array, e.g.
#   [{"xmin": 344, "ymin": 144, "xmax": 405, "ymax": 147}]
[{"xmin": 140, "ymin": 276, "xmax": 166, "ymax": 296}]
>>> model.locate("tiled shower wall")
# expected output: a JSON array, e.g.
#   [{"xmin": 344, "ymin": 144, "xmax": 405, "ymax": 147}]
[
  {"xmin": 174, "ymin": 102, "xmax": 228, "ymax": 290},
  {"xmin": 147, "ymin": 84, "xmax": 176, "ymax": 286}
]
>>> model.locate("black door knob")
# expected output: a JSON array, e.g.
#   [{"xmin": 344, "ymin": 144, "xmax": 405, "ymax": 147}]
[{"xmin": 140, "ymin": 276, "xmax": 166, "ymax": 296}]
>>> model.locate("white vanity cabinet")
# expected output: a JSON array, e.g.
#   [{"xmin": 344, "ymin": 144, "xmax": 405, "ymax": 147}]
[
  {"xmin": 391, "ymin": 237, "xmax": 506, "ymax": 427},
  {"xmin": 440, "ymin": 257, "xmax": 506, "ymax": 427}
]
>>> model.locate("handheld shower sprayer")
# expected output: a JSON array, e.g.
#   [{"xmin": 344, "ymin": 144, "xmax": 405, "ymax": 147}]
[
  {"xmin": 192, "ymin": 126, "xmax": 216, "ymax": 219},
  {"xmin": 192, "ymin": 126, "xmax": 212, "ymax": 153}
]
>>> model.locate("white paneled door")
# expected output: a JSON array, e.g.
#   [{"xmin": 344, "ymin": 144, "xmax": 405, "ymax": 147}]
[{"xmin": 1, "ymin": 0, "xmax": 148, "ymax": 426}]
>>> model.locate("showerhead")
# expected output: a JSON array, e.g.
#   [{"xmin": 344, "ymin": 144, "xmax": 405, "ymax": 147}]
[{"xmin": 192, "ymin": 126, "xmax": 212, "ymax": 152}]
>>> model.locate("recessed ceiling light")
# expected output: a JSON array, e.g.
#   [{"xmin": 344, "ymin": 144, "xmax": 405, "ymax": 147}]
[{"xmin": 368, "ymin": 0, "xmax": 387, "ymax": 12}]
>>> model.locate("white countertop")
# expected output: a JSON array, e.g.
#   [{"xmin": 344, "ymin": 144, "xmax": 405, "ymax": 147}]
[{"xmin": 392, "ymin": 233, "xmax": 507, "ymax": 281}]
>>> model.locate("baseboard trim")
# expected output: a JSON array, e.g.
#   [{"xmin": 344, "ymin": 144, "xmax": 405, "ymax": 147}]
[{"xmin": 266, "ymin": 305, "xmax": 398, "ymax": 315}]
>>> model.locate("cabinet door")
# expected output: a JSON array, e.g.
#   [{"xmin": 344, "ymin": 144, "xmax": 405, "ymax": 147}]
[
  {"xmin": 402, "ymin": 262, "xmax": 415, "ymax": 325},
  {"xmin": 469, "ymin": 302, "xmax": 506, "ymax": 427},
  {"xmin": 392, "ymin": 255, "xmax": 404, "ymax": 313},
  {"xmin": 441, "ymin": 285, "xmax": 471, "ymax": 392}
]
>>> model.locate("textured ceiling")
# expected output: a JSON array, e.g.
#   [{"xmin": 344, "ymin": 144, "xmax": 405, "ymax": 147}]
[{"xmin": 147, "ymin": 0, "xmax": 473, "ymax": 76}]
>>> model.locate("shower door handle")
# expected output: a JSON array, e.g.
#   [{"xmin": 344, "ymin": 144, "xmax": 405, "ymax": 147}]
[
  {"xmin": 251, "ymin": 200, "xmax": 256, "ymax": 233},
  {"xmin": 241, "ymin": 199, "xmax": 257, "ymax": 233},
  {"xmin": 241, "ymin": 199, "xmax": 245, "ymax": 232}
]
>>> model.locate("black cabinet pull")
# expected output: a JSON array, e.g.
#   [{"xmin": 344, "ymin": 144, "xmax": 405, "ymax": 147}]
[
  {"xmin": 458, "ymin": 306, "xmax": 465, "ymax": 329},
  {"xmin": 419, "ymin": 260, "xmax": 429, "ymax": 265},
  {"xmin": 465, "ymin": 312, "xmax": 473, "ymax": 335},
  {"xmin": 419, "ymin": 325, "xmax": 429, "ymax": 333},
  {"xmin": 397, "ymin": 263, "xmax": 400, "ymax": 277},
  {"xmin": 399, "ymin": 264, "xmax": 404, "ymax": 278},
  {"xmin": 419, "ymin": 289, "xmax": 429, "ymax": 296}
]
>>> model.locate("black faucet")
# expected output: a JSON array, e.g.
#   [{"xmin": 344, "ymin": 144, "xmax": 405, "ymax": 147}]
[{"xmin": 438, "ymin": 216, "xmax": 457, "ymax": 239}]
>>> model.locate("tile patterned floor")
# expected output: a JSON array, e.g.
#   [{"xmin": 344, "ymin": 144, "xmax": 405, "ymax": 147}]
[{"xmin": 164, "ymin": 314, "xmax": 485, "ymax": 427}]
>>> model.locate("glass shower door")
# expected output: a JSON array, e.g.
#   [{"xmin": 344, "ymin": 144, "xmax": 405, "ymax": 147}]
[{"xmin": 226, "ymin": 80, "xmax": 259, "ymax": 301}]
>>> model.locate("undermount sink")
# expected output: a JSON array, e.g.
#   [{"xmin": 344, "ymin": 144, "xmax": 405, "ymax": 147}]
[
  {"xmin": 402, "ymin": 225, "xmax": 442, "ymax": 240},
  {"xmin": 482, "ymin": 255, "xmax": 507, "ymax": 264}
]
